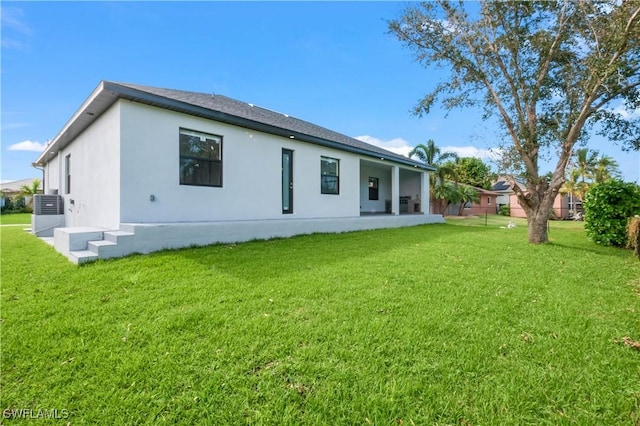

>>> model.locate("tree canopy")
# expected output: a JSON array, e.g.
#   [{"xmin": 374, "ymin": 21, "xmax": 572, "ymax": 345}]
[
  {"xmin": 390, "ymin": 0, "xmax": 640, "ymax": 243},
  {"xmin": 443, "ymin": 157, "xmax": 493, "ymax": 189}
]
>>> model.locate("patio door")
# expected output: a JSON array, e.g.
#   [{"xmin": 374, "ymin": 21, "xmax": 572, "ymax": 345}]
[{"xmin": 282, "ymin": 149, "xmax": 293, "ymax": 214}]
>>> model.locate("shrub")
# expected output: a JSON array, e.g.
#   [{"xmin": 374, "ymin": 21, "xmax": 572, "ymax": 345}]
[
  {"xmin": 499, "ymin": 205, "xmax": 510, "ymax": 216},
  {"xmin": 583, "ymin": 180, "xmax": 640, "ymax": 247},
  {"xmin": 1, "ymin": 197, "xmax": 27, "ymax": 214}
]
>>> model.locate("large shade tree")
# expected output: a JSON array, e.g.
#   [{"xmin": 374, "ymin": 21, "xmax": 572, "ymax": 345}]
[
  {"xmin": 444, "ymin": 157, "xmax": 493, "ymax": 189},
  {"xmin": 390, "ymin": 0, "xmax": 640, "ymax": 243}
]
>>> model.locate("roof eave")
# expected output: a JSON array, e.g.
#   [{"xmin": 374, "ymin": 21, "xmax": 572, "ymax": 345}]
[
  {"xmin": 106, "ymin": 83, "xmax": 434, "ymax": 171},
  {"xmin": 35, "ymin": 81, "xmax": 436, "ymax": 172},
  {"xmin": 34, "ymin": 81, "xmax": 118, "ymax": 166}
]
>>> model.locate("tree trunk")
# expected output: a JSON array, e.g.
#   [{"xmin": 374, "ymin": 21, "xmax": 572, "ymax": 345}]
[
  {"xmin": 527, "ymin": 212, "xmax": 549, "ymax": 244},
  {"xmin": 513, "ymin": 179, "xmax": 559, "ymax": 244}
]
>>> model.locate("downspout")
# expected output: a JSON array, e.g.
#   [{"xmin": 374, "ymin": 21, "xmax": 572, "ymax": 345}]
[{"xmin": 31, "ymin": 163, "xmax": 45, "ymax": 194}]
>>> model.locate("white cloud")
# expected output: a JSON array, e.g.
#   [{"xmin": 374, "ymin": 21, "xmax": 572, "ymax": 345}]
[
  {"xmin": 1, "ymin": 6, "xmax": 31, "ymax": 50},
  {"xmin": 1, "ymin": 122, "xmax": 29, "ymax": 131},
  {"xmin": 356, "ymin": 136, "xmax": 503, "ymax": 163},
  {"xmin": 611, "ymin": 104, "xmax": 640, "ymax": 120},
  {"xmin": 8, "ymin": 140, "xmax": 46, "ymax": 152},
  {"xmin": 355, "ymin": 135, "xmax": 413, "ymax": 157},
  {"xmin": 440, "ymin": 145, "xmax": 502, "ymax": 161},
  {"xmin": 1, "ymin": 7, "xmax": 32, "ymax": 35}
]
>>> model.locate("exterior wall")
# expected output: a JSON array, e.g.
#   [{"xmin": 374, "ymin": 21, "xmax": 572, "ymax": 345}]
[
  {"xmin": 55, "ymin": 103, "xmax": 121, "ymax": 229},
  {"xmin": 509, "ymin": 193, "xmax": 570, "ymax": 219},
  {"xmin": 478, "ymin": 194, "xmax": 497, "ymax": 214},
  {"xmin": 509, "ymin": 194, "xmax": 527, "ymax": 218},
  {"xmin": 44, "ymin": 155, "xmax": 60, "ymax": 194},
  {"xmin": 495, "ymin": 193, "xmax": 510, "ymax": 206},
  {"xmin": 454, "ymin": 193, "xmax": 497, "ymax": 216},
  {"xmin": 119, "ymin": 215, "xmax": 445, "ymax": 257},
  {"xmin": 359, "ymin": 163, "xmax": 391, "ymax": 213},
  {"xmin": 553, "ymin": 194, "xmax": 570, "ymax": 219},
  {"xmin": 399, "ymin": 169, "xmax": 421, "ymax": 200},
  {"xmin": 119, "ymin": 101, "xmax": 361, "ymax": 223}
]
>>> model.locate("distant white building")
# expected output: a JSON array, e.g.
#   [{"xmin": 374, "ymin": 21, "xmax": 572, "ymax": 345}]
[
  {"xmin": 1, "ymin": 178, "xmax": 42, "ymax": 208},
  {"xmin": 33, "ymin": 81, "xmax": 443, "ymax": 263}
]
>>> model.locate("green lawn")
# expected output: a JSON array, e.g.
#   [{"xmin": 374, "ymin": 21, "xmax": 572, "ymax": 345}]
[
  {"xmin": 0, "ymin": 212, "xmax": 31, "ymax": 225},
  {"xmin": 1, "ymin": 220, "xmax": 639, "ymax": 424}
]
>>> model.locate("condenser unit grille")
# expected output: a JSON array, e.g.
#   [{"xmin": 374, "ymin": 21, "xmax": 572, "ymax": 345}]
[{"xmin": 34, "ymin": 195, "xmax": 64, "ymax": 215}]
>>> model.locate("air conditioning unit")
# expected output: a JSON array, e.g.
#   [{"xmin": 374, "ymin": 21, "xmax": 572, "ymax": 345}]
[{"xmin": 34, "ymin": 194, "xmax": 64, "ymax": 215}]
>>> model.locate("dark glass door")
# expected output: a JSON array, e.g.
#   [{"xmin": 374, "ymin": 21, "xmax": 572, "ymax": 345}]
[{"xmin": 282, "ymin": 149, "xmax": 293, "ymax": 214}]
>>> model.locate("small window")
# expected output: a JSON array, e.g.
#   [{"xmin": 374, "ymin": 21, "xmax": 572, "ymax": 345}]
[
  {"xmin": 179, "ymin": 129, "xmax": 222, "ymax": 187},
  {"xmin": 321, "ymin": 156, "xmax": 339, "ymax": 194},
  {"xmin": 487, "ymin": 197, "xmax": 492, "ymax": 205},
  {"xmin": 64, "ymin": 154, "xmax": 71, "ymax": 194},
  {"xmin": 368, "ymin": 177, "xmax": 379, "ymax": 200}
]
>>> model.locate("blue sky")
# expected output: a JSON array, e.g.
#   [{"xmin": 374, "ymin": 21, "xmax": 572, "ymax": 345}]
[{"xmin": 2, "ymin": 1, "xmax": 639, "ymax": 183}]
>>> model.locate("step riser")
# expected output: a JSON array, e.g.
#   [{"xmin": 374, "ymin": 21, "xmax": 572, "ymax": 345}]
[
  {"xmin": 88, "ymin": 242, "xmax": 128, "ymax": 258},
  {"xmin": 59, "ymin": 227, "xmax": 137, "ymax": 264},
  {"xmin": 69, "ymin": 250, "xmax": 99, "ymax": 264},
  {"xmin": 104, "ymin": 231, "xmax": 135, "ymax": 244}
]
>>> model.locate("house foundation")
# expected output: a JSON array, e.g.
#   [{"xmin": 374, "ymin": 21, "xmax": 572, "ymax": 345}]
[{"xmin": 47, "ymin": 215, "xmax": 445, "ymax": 264}]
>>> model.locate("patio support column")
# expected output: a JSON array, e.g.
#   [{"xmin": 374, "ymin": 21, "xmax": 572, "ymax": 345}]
[
  {"xmin": 391, "ymin": 166, "xmax": 400, "ymax": 215},
  {"xmin": 421, "ymin": 171, "xmax": 430, "ymax": 214}
]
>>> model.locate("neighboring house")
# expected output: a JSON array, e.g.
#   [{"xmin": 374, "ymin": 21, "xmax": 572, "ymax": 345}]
[
  {"xmin": 466, "ymin": 187, "xmax": 500, "ymax": 216},
  {"xmin": 1, "ymin": 178, "xmax": 42, "ymax": 208},
  {"xmin": 491, "ymin": 178, "xmax": 518, "ymax": 209},
  {"xmin": 492, "ymin": 177, "xmax": 574, "ymax": 219},
  {"xmin": 32, "ymin": 81, "xmax": 444, "ymax": 263},
  {"xmin": 509, "ymin": 193, "xmax": 572, "ymax": 219},
  {"xmin": 443, "ymin": 186, "xmax": 499, "ymax": 216}
]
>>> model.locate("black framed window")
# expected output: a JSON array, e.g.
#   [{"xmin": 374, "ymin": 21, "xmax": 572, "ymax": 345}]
[
  {"xmin": 368, "ymin": 177, "xmax": 379, "ymax": 200},
  {"xmin": 64, "ymin": 154, "xmax": 71, "ymax": 194},
  {"xmin": 321, "ymin": 156, "xmax": 339, "ymax": 194},
  {"xmin": 179, "ymin": 129, "xmax": 222, "ymax": 187}
]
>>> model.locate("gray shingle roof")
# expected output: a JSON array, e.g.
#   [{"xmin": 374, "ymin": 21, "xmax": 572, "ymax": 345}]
[
  {"xmin": 35, "ymin": 81, "xmax": 434, "ymax": 171},
  {"xmin": 107, "ymin": 82, "xmax": 432, "ymax": 170}
]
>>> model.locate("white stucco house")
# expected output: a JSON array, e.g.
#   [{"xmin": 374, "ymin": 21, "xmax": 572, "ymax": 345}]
[{"xmin": 32, "ymin": 81, "xmax": 443, "ymax": 263}]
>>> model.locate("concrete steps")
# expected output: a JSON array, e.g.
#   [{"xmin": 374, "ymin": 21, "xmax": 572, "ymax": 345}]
[
  {"xmin": 69, "ymin": 250, "xmax": 99, "ymax": 264},
  {"xmin": 55, "ymin": 227, "xmax": 135, "ymax": 264}
]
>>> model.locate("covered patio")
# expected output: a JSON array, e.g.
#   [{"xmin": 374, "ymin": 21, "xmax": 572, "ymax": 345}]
[{"xmin": 359, "ymin": 159, "xmax": 430, "ymax": 216}]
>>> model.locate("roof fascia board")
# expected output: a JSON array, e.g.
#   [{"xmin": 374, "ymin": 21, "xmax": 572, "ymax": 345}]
[
  {"xmin": 34, "ymin": 81, "xmax": 109, "ymax": 166},
  {"xmin": 36, "ymin": 81, "xmax": 435, "ymax": 172},
  {"xmin": 106, "ymin": 83, "xmax": 434, "ymax": 171}
]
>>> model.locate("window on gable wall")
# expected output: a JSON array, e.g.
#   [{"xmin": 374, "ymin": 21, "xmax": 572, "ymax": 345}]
[
  {"xmin": 179, "ymin": 129, "xmax": 222, "ymax": 187},
  {"xmin": 320, "ymin": 156, "xmax": 339, "ymax": 194}
]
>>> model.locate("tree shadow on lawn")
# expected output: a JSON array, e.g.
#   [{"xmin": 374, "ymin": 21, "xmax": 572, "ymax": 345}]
[{"xmin": 548, "ymin": 241, "xmax": 637, "ymax": 260}]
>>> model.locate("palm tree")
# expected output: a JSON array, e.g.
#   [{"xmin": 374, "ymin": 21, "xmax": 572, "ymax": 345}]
[
  {"xmin": 457, "ymin": 185, "xmax": 480, "ymax": 216},
  {"xmin": 19, "ymin": 178, "xmax": 42, "ymax": 212},
  {"xmin": 560, "ymin": 169, "xmax": 581, "ymax": 215},
  {"xmin": 593, "ymin": 154, "xmax": 620, "ymax": 183},
  {"xmin": 573, "ymin": 148, "xmax": 599, "ymax": 184},
  {"xmin": 433, "ymin": 181, "xmax": 460, "ymax": 215},
  {"xmin": 408, "ymin": 140, "xmax": 458, "ymax": 213}
]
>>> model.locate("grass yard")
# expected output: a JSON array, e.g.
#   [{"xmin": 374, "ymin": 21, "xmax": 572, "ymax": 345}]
[
  {"xmin": 1, "ymin": 219, "xmax": 639, "ymax": 424},
  {"xmin": 0, "ymin": 213, "xmax": 31, "ymax": 225}
]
